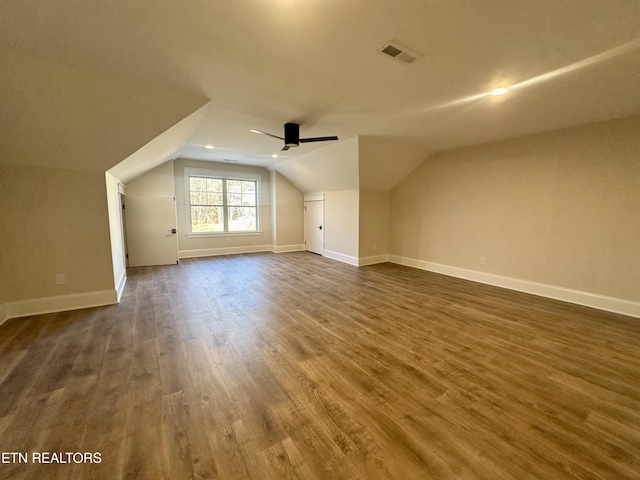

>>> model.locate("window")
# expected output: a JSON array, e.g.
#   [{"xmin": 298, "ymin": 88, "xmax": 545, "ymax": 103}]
[{"xmin": 186, "ymin": 170, "xmax": 260, "ymax": 234}]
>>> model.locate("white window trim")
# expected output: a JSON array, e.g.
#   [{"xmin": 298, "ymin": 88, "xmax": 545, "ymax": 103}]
[{"xmin": 184, "ymin": 167, "xmax": 262, "ymax": 236}]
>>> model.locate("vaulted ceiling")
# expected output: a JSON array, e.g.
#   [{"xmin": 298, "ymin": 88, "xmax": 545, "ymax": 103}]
[{"xmin": 1, "ymin": 1, "xmax": 639, "ymax": 182}]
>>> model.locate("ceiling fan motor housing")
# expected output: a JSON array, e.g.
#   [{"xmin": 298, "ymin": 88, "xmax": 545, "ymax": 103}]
[{"xmin": 284, "ymin": 122, "xmax": 300, "ymax": 147}]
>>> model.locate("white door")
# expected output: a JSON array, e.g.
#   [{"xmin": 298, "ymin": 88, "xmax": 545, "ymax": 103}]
[
  {"xmin": 124, "ymin": 196, "xmax": 178, "ymax": 267},
  {"xmin": 304, "ymin": 200, "xmax": 324, "ymax": 255}
]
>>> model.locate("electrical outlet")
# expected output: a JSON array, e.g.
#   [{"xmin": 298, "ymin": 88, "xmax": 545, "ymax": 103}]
[
  {"xmin": 480, "ymin": 257, "xmax": 486, "ymax": 265},
  {"xmin": 55, "ymin": 273, "xmax": 66, "ymax": 285},
  {"xmin": 372, "ymin": 244, "xmax": 377, "ymax": 251}
]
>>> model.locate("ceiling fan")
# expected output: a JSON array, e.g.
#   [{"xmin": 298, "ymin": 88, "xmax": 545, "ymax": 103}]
[{"xmin": 250, "ymin": 122, "xmax": 338, "ymax": 151}]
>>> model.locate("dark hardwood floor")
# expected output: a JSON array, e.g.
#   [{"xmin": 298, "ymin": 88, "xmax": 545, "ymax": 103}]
[{"xmin": 1, "ymin": 252, "xmax": 639, "ymax": 479}]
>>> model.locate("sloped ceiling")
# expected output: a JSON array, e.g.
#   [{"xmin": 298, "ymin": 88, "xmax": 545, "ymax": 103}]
[
  {"xmin": 0, "ymin": 51, "xmax": 209, "ymax": 173},
  {"xmin": 275, "ymin": 135, "xmax": 433, "ymax": 194},
  {"xmin": 1, "ymin": 1, "xmax": 639, "ymax": 180},
  {"xmin": 276, "ymin": 138, "xmax": 359, "ymax": 195},
  {"xmin": 108, "ymin": 104, "xmax": 211, "ymax": 183}
]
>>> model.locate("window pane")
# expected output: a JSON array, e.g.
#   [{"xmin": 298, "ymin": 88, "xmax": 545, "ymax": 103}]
[
  {"xmin": 228, "ymin": 206, "xmax": 257, "ymax": 231},
  {"xmin": 241, "ymin": 193, "xmax": 256, "ymax": 206},
  {"xmin": 242, "ymin": 181, "xmax": 256, "ymax": 193},
  {"xmin": 189, "ymin": 177, "xmax": 202, "ymax": 192},
  {"xmin": 227, "ymin": 193, "xmax": 242, "ymax": 206},
  {"xmin": 191, "ymin": 206, "xmax": 224, "ymax": 232},
  {"xmin": 189, "ymin": 175, "xmax": 258, "ymax": 233},
  {"xmin": 198, "ymin": 192, "xmax": 211, "ymax": 205},
  {"xmin": 227, "ymin": 180, "xmax": 242, "ymax": 193},
  {"xmin": 207, "ymin": 178, "xmax": 223, "ymax": 192},
  {"xmin": 207, "ymin": 192, "xmax": 223, "ymax": 205}
]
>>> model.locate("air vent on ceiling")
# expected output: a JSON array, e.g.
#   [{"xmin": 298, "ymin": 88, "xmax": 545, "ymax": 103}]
[{"xmin": 379, "ymin": 41, "xmax": 419, "ymax": 64}]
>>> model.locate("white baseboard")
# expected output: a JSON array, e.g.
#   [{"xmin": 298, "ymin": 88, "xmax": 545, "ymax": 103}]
[
  {"xmin": 359, "ymin": 254, "xmax": 390, "ymax": 266},
  {"xmin": 115, "ymin": 270, "xmax": 127, "ymax": 302},
  {"xmin": 2, "ymin": 290, "xmax": 118, "ymax": 321},
  {"xmin": 179, "ymin": 244, "xmax": 272, "ymax": 259},
  {"xmin": 323, "ymin": 249, "xmax": 359, "ymax": 267},
  {"xmin": 271, "ymin": 244, "xmax": 304, "ymax": 254},
  {"xmin": 389, "ymin": 255, "xmax": 640, "ymax": 319}
]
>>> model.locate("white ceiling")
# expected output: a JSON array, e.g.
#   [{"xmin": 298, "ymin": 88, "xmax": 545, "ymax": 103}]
[{"xmin": 1, "ymin": 1, "xmax": 639, "ymax": 175}]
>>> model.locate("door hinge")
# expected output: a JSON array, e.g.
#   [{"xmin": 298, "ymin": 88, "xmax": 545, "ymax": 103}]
[
  {"xmin": 122, "ymin": 204, "xmax": 125, "ymax": 209},
  {"xmin": 126, "ymin": 253, "xmax": 129, "ymax": 259}
]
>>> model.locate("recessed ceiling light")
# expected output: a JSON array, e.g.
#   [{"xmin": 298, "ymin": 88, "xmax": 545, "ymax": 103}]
[
  {"xmin": 205, "ymin": 144, "xmax": 215, "ymax": 149},
  {"xmin": 491, "ymin": 87, "xmax": 509, "ymax": 96},
  {"xmin": 272, "ymin": 154, "xmax": 278, "ymax": 158}
]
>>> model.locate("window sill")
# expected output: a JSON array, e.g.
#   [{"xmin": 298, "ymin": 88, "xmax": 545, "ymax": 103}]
[{"xmin": 185, "ymin": 231, "xmax": 263, "ymax": 239}]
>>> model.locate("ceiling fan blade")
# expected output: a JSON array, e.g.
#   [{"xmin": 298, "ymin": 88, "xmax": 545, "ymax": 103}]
[
  {"xmin": 250, "ymin": 129, "xmax": 284, "ymax": 141},
  {"xmin": 281, "ymin": 145, "xmax": 290, "ymax": 151},
  {"xmin": 299, "ymin": 136, "xmax": 339, "ymax": 143}
]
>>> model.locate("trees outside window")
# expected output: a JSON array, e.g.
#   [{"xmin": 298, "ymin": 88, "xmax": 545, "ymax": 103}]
[{"xmin": 188, "ymin": 175, "xmax": 258, "ymax": 233}]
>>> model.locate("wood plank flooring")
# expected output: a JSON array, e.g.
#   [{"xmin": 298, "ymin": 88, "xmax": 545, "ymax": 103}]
[{"xmin": 1, "ymin": 252, "xmax": 640, "ymax": 479}]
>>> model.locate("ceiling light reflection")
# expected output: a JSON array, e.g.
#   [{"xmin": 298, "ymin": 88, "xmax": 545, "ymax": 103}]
[
  {"xmin": 407, "ymin": 37, "xmax": 640, "ymax": 115},
  {"xmin": 491, "ymin": 87, "xmax": 509, "ymax": 96}
]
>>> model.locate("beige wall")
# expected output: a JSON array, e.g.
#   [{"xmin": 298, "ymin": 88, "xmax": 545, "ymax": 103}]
[
  {"xmin": 126, "ymin": 160, "xmax": 175, "ymax": 197},
  {"xmin": 174, "ymin": 159, "xmax": 272, "ymax": 254},
  {"xmin": 125, "ymin": 160, "xmax": 302, "ymax": 256},
  {"xmin": 359, "ymin": 190, "xmax": 390, "ymax": 259},
  {"xmin": 358, "ymin": 136, "xmax": 429, "ymax": 190},
  {"xmin": 271, "ymin": 171, "xmax": 303, "ymax": 249},
  {"xmin": 0, "ymin": 164, "xmax": 115, "ymax": 303},
  {"xmin": 390, "ymin": 116, "xmax": 640, "ymax": 302},
  {"xmin": 325, "ymin": 190, "xmax": 359, "ymax": 260}
]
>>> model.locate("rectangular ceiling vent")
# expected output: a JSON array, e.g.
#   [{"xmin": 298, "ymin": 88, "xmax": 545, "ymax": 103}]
[{"xmin": 379, "ymin": 41, "xmax": 419, "ymax": 64}]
